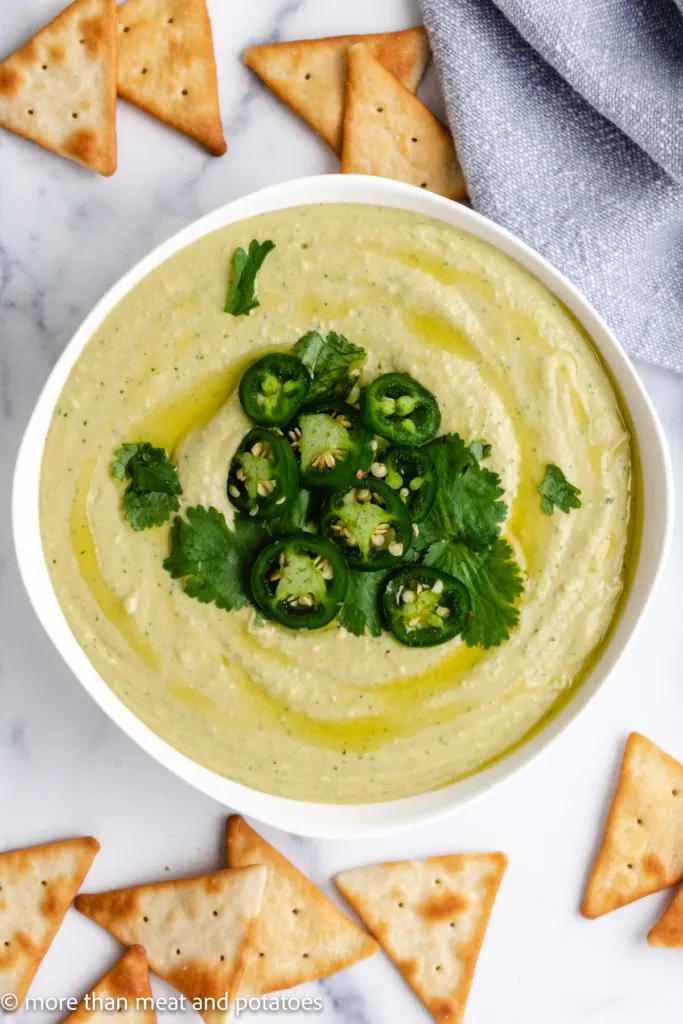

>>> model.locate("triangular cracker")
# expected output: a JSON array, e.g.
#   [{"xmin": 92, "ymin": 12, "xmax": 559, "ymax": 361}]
[
  {"xmin": 76, "ymin": 866, "xmax": 266, "ymax": 1018},
  {"xmin": 62, "ymin": 946, "xmax": 155, "ymax": 1024},
  {"xmin": 226, "ymin": 816, "xmax": 377, "ymax": 997},
  {"xmin": 0, "ymin": 837, "xmax": 100, "ymax": 1007},
  {"xmin": 336, "ymin": 853, "xmax": 507, "ymax": 1024},
  {"xmin": 243, "ymin": 27, "xmax": 429, "ymax": 155},
  {"xmin": 648, "ymin": 884, "xmax": 683, "ymax": 946},
  {"xmin": 0, "ymin": 0, "xmax": 117, "ymax": 175},
  {"xmin": 341, "ymin": 44, "xmax": 466, "ymax": 200},
  {"xmin": 117, "ymin": 0, "xmax": 226, "ymax": 155},
  {"xmin": 582, "ymin": 733, "xmax": 683, "ymax": 919}
]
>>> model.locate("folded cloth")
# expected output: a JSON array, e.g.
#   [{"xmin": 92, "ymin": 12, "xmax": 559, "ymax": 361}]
[{"xmin": 418, "ymin": 0, "xmax": 683, "ymax": 372}]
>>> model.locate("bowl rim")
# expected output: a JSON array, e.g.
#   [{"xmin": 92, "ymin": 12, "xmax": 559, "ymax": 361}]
[{"xmin": 12, "ymin": 174, "xmax": 674, "ymax": 839}]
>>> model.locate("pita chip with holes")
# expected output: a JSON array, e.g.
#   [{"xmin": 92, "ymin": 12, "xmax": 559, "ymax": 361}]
[
  {"xmin": 341, "ymin": 44, "xmax": 466, "ymax": 201},
  {"xmin": 243, "ymin": 26, "xmax": 429, "ymax": 155},
  {"xmin": 76, "ymin": 866, "xmax": 266, "ymax": 1019},
  {"xmin": 582, "ymin": 733, "xmax": 683, "ymax": 919},
  {"xmin": 0, "ymin": 0, "xmax": 117, "ymax": 175},
  {"xmin": 62, "ymin": 946, "xmax": 155, "ymax": 1024},
  {"xmin": 226, "ymin": 816, "xmax": 377, "ymax": 996},
  {"xmin": 336, "ymin": 854, "xmax": 507, "ymax": 1024},
  {"xmin": 117, "ymin": 0, "xmax": 226, "ymax": 155},
  {"xmin": 0, "ymin": 837, "xmax": 100, "ymax": 1009}
]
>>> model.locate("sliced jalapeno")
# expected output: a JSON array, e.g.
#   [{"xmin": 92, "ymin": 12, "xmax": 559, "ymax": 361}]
[
  {"xmin": 360, "ymin": 372, "xmax": 441, "ymax": 446},
  {"xmin": 382, "ymin": 566, "xmax": 470, "ymax": 647},
  {"xmin": 321, "ymin": 478, "xmax": 413, "ymax": 571},
  {"xmin": 251, "ymin": 534, "xmax": 348, "ymax": 629},
  {"xmin": 239, "ymin": 353, "xmax": 311, "ymax": 427},
  {"xmin": 228, "ymin": 427, "xmax": 299, "ymax": 519},
  {"xmin": 371, "ymin": 445, "xmax": 437, "ymax": 522},
  {"xmin": 288, "ymin": 400, "xmax": 371, "ymax": 490}
]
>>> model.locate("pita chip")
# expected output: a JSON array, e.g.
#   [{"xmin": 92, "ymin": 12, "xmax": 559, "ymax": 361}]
[
  {"xmin": 226, "ymin": 816, "xmax": 377, "ymax": 997},
  {"xmin": 61, "ymin": 946, "xmax": 155, "ymax": 1024},
  {"xmin": 582, "ymin": 733, "xmax": 683, "ymax": 919},
  {"xmin": 0, "ymin": 837, "xmax": 100, "ymax": 1008},
  {"xmin": 117, "ymin": 0, "xmax": 226, "ymax": 155},
  {"xmin": 243, "ymin": 26, "xmax": 429, "ymax": 155},
  {"xmin": 0, "ymin": 0, "xmax": 117, "ymax": 175},
  {"xmin": 336, "ymin": 853, "xmax": 507, "ymax": 1024},
  {"xmin": 341, "ymin": 44, "xmax": 466, "ymax": 200},
  {"xmin": 648, "ymin": 883, "xmax": 683, "ymax": 946},
  {"xmin": 76, "ymin": 866, "xmax": 266, "ymax": 1019}
]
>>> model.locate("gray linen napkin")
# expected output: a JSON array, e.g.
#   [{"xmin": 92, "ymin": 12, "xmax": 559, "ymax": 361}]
[{"xmin": 418, "ymin": 0, "xmax": 683, "ymax": 372}]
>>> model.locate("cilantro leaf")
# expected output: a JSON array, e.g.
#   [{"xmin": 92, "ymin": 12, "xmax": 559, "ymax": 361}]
[
  {"xmin": 470, "ymin": 439, "xmax": 492, "ymax": 462},
  {"xmin": 425, "ymin": 538, "xmax": 524, "ymax": 648},
  {"xmin": 123, "ymin": 491, "xmax": 180, "ymax": 531},
  {"xmin": 423, "ymin": 434, "xmax": 507, "ymax": 550},
  {"xmin": 293, "ymin": 330, "xmax": 366, "ymax": 401},
  {"xmin": 539, "ymin": 464, "xmax": 582, "ymax": 515},
  {"xmin": 339, "ymin": 570, "xmax": 389, "ymax": 637},
  {"xmin": 225, "ymin": 239, "xmax": 275, "ymax": 316},
  {"xmin": 111, "ymin": 443, "xmax": 141, "ymax": 479},
  {"xmin": 163, "ymin": 506, "xmax": 249, "ymax": 611},
  {"xmin": 112, "ymin": 442, "xmax": 181, "ymax": 531}
]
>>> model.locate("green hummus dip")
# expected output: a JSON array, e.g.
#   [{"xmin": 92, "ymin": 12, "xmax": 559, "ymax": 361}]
[{"xmin": 39, "ymin": 205, "xmax": 632, "ymax": 803}]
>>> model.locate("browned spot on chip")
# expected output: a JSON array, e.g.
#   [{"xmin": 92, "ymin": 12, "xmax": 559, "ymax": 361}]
[
  {"xmin": 398, "ymin": 956, "xmax": 420, "ymax": 982},
  {"xmin": 0, "ymin": 930, "xmax": 38, "ymax": 970},
  {"xmin": 16, "ymin": 40, "xmax": 39, "ymax": 65},
  {"xmin": 81, "ymin": 15, "xmax": 107, "ymax": 58},
  {"xmin": 643, "ymin": 853, "xmax": 666, "ymax": 879},
  {"xmin": 169, "ymin": 39, "xmax": 192, "ymax": 68},
  {"xmin": 0, "ymin": 67, "xmax": 23, "ymax": 96},
  {"xmin": 419, "ymin": 891, "xmax": 470, "ymax": 921},
  {"xmin": 65, "ymin": 127, "xmax": 99, "ymax": 164},
  {"xmin": 49, "ymin": 44, "xmax": 66, "ymax": 65},
  {"xmin": 76, "ymin": 886, "xmax": 140, "ymax": 921},
  {"xmin": 166, "ymin": 960, "xmax": 224, "ymax": 1002},
  {"xmin": 39, "ymin": 886, "xmax": 65, "ymax": 921},
  {"xmin": 205, "ymin": 874, "xmax": 225, "ymax": 896}
]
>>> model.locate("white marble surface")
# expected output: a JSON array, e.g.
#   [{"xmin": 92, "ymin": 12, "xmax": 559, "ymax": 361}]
[{"xmin": 2, "ymin": 1, "xmax": 683, "ymax": 1022}]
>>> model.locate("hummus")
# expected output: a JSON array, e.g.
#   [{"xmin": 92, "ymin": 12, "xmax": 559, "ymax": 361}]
[{"xmin": 40, "ymin": 205, "xmax": 632, "ymax": 803}]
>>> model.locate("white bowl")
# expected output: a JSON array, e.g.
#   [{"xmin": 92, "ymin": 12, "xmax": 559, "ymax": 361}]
[{"xmin": 13, "ymin": 175, "xmax": 673, "ymax": 839}]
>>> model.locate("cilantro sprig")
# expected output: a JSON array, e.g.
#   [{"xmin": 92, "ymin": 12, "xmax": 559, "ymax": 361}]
[
  {"xmin": 112, "ymin": 443, "xmax": 182, "ymax": 531},
  {"xmin": 425, "ymin": 434, "xmax": 507, "ymax": 551},
  {"xmin": 164, "ymin": 506, "xmax": 248, "ymax": 610},
  {"xmin": 425, "ymin": 538, "xmax": 524, "ymax": 648},
  {"xmin": 225, "ymin": 239, "xmax": 275, "ymax": 316},
  {"xmin": 413, "ymin": 434, "xmax": 522, "ymax": 647},
  {"xmin": 293, "ymin": 330, "xmax": 365, "ymax": 401},
  {"xmin": 163, "ymin": 492, "xmax": 314, "ymax": 614},
  {"xmin": 539, "ymin": 464, "xmax": 582, "ymax": 515}
]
